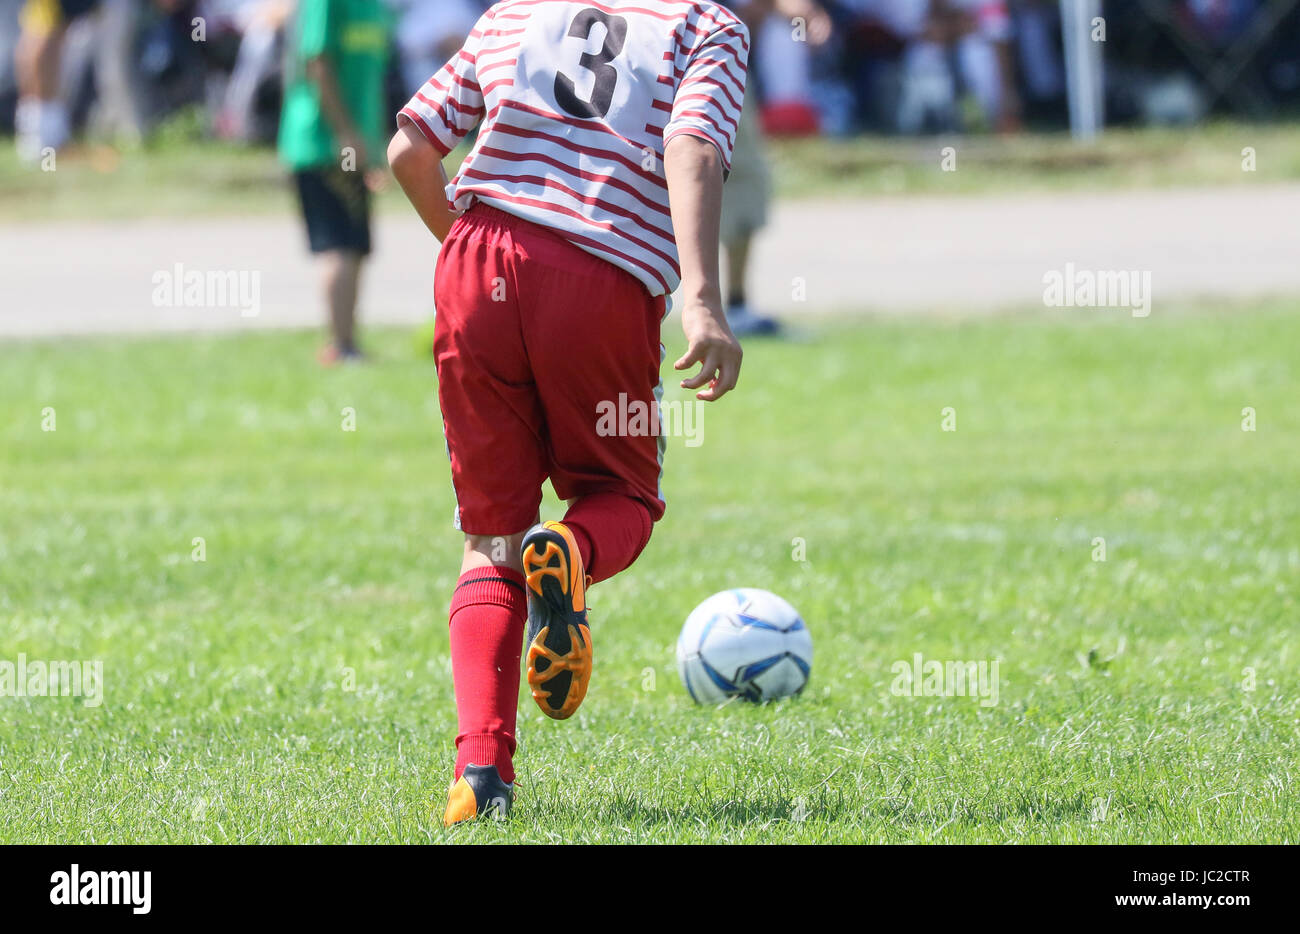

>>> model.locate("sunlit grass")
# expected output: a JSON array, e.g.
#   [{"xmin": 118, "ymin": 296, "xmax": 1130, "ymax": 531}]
[{"xmin": 0, "ymin": 301, "xmax": 1296, "ymax": 842}]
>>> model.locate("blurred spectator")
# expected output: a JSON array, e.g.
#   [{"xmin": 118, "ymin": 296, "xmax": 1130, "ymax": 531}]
[
  {"xmin": 1180, "ymin": 0, "xmax": 1261, "ymax": 49},
  {"xmin": 6, "ymin": 1, "xmax": 1300, "ymax": 160},
  {"xmin": 825, "ymin": 0, "xmax": 1020, "ymax": 133},
  {"xmin": 137, "ymin": 0, "xmax": 207, "ymax": 123},
  {"xmin": 885, "ymin": 0, "xmax": 1019, "ymax": 133},
  {"xmin": 204, "ymin": 0, "xmax": 291, "ymax": 141},
  {"xmin": 277, "ymin": 0, "xmax": 391, "ymax": 364},
  {"xmin": 1012, "ymin": 0, "xmax": 1064, "ymax": 125},
  {"xmin": 754, "ymin": 0, "xmax": 836, "ymax": 135},
  {"xmin": 389, "ymin": 0, "xmax": 479, "ymax": 95},
  {"xmin": 826, "ymin": 0, "xmax": 902, "ymax": 130},
  {"xmin": 93, "ymin": 0, "xmax": 147, "ymax": 141},
  {"xmin": 1, "ymin": 3, "xmax": 20, "ymax": 132},
  {"xmin": 14, "ymin": 0, "xmax": 123, "ymax": 159},
  {"xmin": 13, "ymin": 0, "xmax": 210, "ymax": 158}
]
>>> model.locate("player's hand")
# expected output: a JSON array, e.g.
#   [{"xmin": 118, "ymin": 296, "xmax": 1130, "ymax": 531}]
[
  {"xmin": 341, "ymin": 133, "xmax": 369, "ymax": 172},
  {"xmin": 364, "ymin": 168, "xmax": 389, "ymax": 193},
  {"xmin": 676, "ymin": 299, "xmax": 742, "ymax": 401}
]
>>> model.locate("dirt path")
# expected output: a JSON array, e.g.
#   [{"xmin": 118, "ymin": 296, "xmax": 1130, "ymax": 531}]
[{"xmin": 3, "ymin": 184, "xmax": 1298, "ymax": 338}]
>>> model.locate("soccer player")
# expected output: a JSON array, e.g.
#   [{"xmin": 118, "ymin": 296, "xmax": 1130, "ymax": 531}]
[
  {"xmin": 388, "ymin": 0, "xmax": 748, "ymax": 824},
  {"xmin": 278, "ymin": 0, "xmax": 391, "ymax": 365}
]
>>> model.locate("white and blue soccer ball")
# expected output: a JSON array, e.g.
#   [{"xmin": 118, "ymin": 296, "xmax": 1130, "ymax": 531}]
[{"xmin": 676, "ymin": 588, "xmax": 812, "ymax": 704}]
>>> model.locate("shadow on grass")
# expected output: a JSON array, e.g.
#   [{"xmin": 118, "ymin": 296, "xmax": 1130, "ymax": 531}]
[{"xmin": 514, "ymin": 784, "xmax": 1101, "ymax": 833}]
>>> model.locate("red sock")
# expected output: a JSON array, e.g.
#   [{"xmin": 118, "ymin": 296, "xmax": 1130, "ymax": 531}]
[
  {"xmin": 448, "ymin": 566, "xmax": 526, "ymax": 783},
  {"xmin": 562, "ymin": 493, "xmax": 654, "ymax": 584}
]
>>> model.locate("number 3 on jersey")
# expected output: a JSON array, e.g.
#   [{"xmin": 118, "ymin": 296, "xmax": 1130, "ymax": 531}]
[{"xmin": 554, "ymin": 8, "xmax": 628, "ymax": 120}]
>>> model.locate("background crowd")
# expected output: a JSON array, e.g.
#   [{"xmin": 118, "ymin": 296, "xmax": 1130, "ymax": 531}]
[{"xmin": 5, "ymin": 0, "xmax": 1300, "ymax": 160}]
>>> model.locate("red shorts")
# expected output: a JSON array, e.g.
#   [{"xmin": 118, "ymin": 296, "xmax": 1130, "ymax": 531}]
[{"xmin": 433, "ymin": 202, "xmax": 667, "ymax": 535}]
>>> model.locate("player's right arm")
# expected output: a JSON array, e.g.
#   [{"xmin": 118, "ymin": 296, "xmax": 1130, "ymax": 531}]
[
  {"xmin": 388, "ymin": 125, "xmax": 458, "ymax": 241},
  {"xmin": 388, "ymin": 11, "xmax": 490, "ymax": 241}
]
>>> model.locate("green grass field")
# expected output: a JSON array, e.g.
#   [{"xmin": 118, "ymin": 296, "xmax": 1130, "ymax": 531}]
[{"xmin": 1, "ymin": 301, "xmax": 1297, "ymax": 843}]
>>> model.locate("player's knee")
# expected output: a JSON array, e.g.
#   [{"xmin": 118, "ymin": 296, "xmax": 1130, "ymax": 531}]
[
  {"xmin": 464, "ymin": 532, "xmax": 527, "ymax": 568},
  {"xmin": 631, "ymin": 498, "xmax": 654, "ymax": 558}
]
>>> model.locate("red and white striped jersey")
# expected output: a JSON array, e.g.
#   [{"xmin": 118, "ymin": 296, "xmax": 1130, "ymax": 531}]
[{"xmin": 398, "ymin": 0, "xmax": 750, "ymax": 296}]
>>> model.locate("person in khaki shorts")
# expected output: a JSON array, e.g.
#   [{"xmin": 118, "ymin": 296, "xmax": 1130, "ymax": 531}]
[
  {"xmin": 720, "ymin": 95, "xmax": 780, "ymax": 336},
  {"xmin": 720, "ymin": 0, "xmax": 781, "ymax": 337}
]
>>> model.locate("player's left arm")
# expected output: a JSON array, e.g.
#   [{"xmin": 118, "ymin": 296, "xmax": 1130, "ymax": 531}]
[{"xmin": 666, "ymin": 136, "xmax": 741, "ymax": 402}]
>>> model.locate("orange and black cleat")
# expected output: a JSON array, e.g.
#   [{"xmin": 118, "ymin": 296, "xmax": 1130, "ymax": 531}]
[
  {"xmin": 443, "ymin": 764, "xmax": 513, "ymax": 826},
  {"xmin": 520, "ymin": 521, "xmax": 592, "ymax": 720}
]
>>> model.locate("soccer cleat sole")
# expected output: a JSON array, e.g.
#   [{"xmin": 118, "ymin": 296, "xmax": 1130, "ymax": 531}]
[{"xmin": 521, "ymin": 522, "xmax": 592, "ymax": 720}]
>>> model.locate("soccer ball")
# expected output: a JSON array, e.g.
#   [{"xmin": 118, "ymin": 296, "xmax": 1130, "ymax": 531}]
[{"xmin": 676, "ymin": 588, "xmax": 813, "ymax": 704}]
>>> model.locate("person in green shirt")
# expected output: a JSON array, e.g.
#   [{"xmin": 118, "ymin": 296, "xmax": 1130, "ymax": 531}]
[{"xmin": 278, "ymin": 0, "xmax": 391, "ymax": 364}]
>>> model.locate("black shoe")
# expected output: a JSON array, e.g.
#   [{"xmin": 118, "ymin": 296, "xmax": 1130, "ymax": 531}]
[{"xmin": 443, "ymin": 763, "xmax": 513, "ymax": 826}]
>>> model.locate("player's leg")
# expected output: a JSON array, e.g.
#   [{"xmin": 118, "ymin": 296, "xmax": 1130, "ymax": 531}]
[
  {"xmin": 563, "ymin": 492, "xmax": 655, "ymax": 585},
  {"xmin": 512, "ymin": 222, "xmax": 668, "ymax": 719},
  {"xmin": 432, "ymin": 206, "xmax": 547, "ymax": 824},
  {"xmin": 15, "ymin": 0, "xmax": 69, "ymax": 162},
  {"xmin": 441, "ymin": 529, "xmax": 529, "ymax": 825},
  {"xmin": 517, "ymin": 516, "xmax": 598, "ymax": 721},
  {"xmin": 292, "ymin": 167, "xmax": 371, "ymax": 363},
  {"xmin": 724, "ymin": 228, "xmax": 753, "ymax": 311},
  {"xmin": 319, "ymin": 249, "xmax": 362, "ymax": 359},
  {"xmin": 92, "ymin": 0, "xmax": 144, "ymax": 144},
  {"xmin": 514, "ymin": 489, "xmax": 653, "ymax": 717}
]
